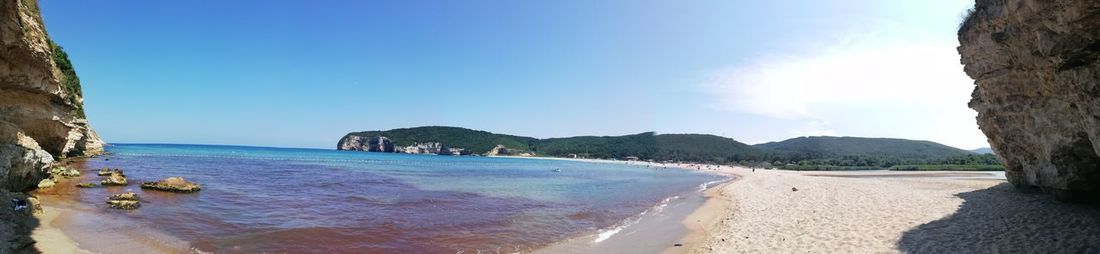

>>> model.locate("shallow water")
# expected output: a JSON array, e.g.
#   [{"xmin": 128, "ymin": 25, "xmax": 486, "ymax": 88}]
[{"xmin": 51, "ymin": 144, "xmax": 724, "ymax": 253}]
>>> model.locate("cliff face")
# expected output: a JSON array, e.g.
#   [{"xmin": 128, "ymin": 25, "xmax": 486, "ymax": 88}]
[
  {"xmin": 0, "ymin": 0, "xmax": 103, "ymax": 251},
  {"xmin": 338, "ymin": 135, "xmax": 395, "ymax": 152},
  {"xmin": 959, "ymin": 0, "xmax": 1100, "ymax": 201}
]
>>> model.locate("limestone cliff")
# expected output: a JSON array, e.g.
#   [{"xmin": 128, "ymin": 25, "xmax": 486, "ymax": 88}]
[
  {"xmin": 0, "ymin": 0, "xmax": 104, "ymax": 251},
  {"xmin": 959, "ymin": 0, "xmax": 1100, "ymax": 201},
  {"xmin": 338, "ymin": 135, "xmax": 395, "ymax": 152}
]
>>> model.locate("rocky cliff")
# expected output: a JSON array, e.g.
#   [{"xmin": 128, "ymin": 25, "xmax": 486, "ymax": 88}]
[
  {"xmin": 0, "ymin": 0, "xmax": 104, "ymax": 251},
  {"xmin": 959, "ymin": 0, "xmax": 1100, "ymax": 201},
  {"xmin": 338, "ymin": 135, "xmax": 395, "ymax": 152}
]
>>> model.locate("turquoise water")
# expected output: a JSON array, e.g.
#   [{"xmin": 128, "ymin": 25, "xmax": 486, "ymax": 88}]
[{"xmin": 65, "ymin": 144, "xmax": 725, "ymax": 253}]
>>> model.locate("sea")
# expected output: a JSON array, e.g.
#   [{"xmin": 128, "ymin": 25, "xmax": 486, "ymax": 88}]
[{"xmin": 40, "ymin": 144, "xmax": 727, "ymax": 253}]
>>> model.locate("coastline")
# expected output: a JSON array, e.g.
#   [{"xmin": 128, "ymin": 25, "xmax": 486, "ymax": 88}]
[
  {"xmin": 511, "ymin": 155, "xmax": 739, "ymax": 253},
  {"xmin": 34, "ymin": 153, "xmax": 729, "ymax": 253},
  {"xmin": 33, "ymin": 153, "xmax": 1050, "ymax": 253},
  {"xmin": 30, "ymin": 166, "xmax": 192, "ymax": 254}
]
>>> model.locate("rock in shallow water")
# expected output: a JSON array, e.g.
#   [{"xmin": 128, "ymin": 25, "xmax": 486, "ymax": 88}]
[
  {"xmin": 141, "ymin": 177, "xmax": 201, "ymax": 193},
  {"xmin": 959, "ymin": 0, "xmax": 1100, "ymax": 201},
  {"xmin": 106, "ymin": 192, "xmax": 140, "ymax": 210},
  {"xmin": 75, "ymin": 182, "xmax": 97, "ymax": 188},
  {"xmin": 49, "ymin": 167, "xmax": 80, "ymax": 178},
  {"xmin": 100, "ymin": 171, "xmax": 128, "ymax": 186},
  {"xmin": 97, "ymin": 167, "xmax": 118, "ymax": 176}
]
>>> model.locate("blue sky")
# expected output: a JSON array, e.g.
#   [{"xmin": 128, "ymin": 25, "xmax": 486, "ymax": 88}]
[{"xmin": 40, "ymin": 0, "xmax": 984, "ymax": 149}]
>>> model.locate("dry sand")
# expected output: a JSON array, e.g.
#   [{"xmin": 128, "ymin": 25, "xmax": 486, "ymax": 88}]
[{"xmin": 683, "ymin": 167, "xmax": 1100, "ymax": 253}]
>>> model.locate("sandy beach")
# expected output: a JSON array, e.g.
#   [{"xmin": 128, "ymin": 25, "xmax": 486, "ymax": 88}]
[{"xmin": 682, "ymin": 167, "xmax": 1100, "ymax": 253}]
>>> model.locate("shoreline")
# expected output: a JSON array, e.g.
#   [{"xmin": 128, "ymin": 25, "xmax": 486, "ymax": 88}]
[
  {"xmin": 31, "ymin": 204, "xmax": 91, "ymax": 254},
  {"xmin": 514, "ymin": 155, "xmax": 739, "ymax": 253},
  {"xmin": 35, "ymin": 153, "xmax": 732, "ymax": 253},
  {"xmin": 668, "ymin": 172, "xmax": 737, "ymax": 254},
  {"xmin": 35, "ymin": 153, "xmax": 1035, "ymax": 253}
]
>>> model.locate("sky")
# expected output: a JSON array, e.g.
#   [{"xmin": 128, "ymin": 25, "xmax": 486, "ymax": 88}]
[{"xmin": 39, "ymin": 0, "xmax": 986, "ymax": 149}]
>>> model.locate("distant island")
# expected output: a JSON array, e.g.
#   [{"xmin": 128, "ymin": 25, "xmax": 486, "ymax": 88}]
[{"xmin": 338, "ymin": 126, "xmax": 1003, "ymax": 171}]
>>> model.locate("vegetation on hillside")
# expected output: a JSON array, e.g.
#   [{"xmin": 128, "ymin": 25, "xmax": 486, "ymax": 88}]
[
  {"xmin": 47, "ymin": 38, "xmax": 85, "ymax": 118},
  {"xmin": 753, "ymin": 137, "xmax": 1002, "ymax": 171},
  {"xmin": 754, "ymin": 136, "xmax": 973, "ymax": 160},
  {"xmin": 535, "ymin": 133, "xmax": 759, "ymax": 163},
  {"xmin": 340, "ymin": 127, "xmax": 1004, "ymax": 171}
]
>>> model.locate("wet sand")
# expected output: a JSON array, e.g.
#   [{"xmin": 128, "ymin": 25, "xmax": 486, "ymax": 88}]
[
  {"xmin": 30, "ymin": 175, "xmax": 191, "ymax": 254},
  {"xmin": 31, "ymin": 204, "xmax": 90, "ymax": 254}
]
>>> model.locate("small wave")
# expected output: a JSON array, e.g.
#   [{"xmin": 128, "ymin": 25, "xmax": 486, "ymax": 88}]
[
  {"xmin": 697, "ymin": 179, "xmax": 729, "ymax": 192},
  {"xmin": 592, "ymin": 195, "xmax": 682, "ymax": 243}
]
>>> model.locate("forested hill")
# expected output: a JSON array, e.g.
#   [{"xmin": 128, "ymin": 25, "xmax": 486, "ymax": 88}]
[
  {"xmin": 754, "ymin": 136, "xmax": 973, "ymax": 161},
  {"xmin": 339, "ymin": 127, "xmax": 757, "ymax": 161},
  {"xmin": 338, "ymin": 127, "xmax": 1001, "ymax": 170},
  {"xmin": 536, "ymin": 133, "xmax": 760, "ymax": 162}
]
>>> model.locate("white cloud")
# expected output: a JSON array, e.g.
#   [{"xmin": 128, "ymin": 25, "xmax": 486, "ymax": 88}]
[{"xmin": 702, "ymin": 33, "xmax": 988, "ymax": 148}]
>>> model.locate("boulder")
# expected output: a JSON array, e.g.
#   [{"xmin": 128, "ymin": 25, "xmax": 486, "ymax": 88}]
[
  {"xmin": 49, "ymin": 166, "xmax": 80, "ymax": 178},
  {"xmin": 141, "ymin": 177, "xmax": 201, "ymax": 193},
  {"xmin": 106, "ymin": 192, "xmax": 139, "ymax": 210},
  {"xmin": 75, "ymin": 182, "xmax": 97, "ymax": 188},
  {"xmin": 36, "ymin": 178, "xmax": 54, "ymax": 189},
  {"xmin": 96, "ymin": 167, "xmax": 117, "ymax": 176},
  {"xmin": 100, "ymin": 171, "xmax": 128, "ymax": 186},
  {"xmin": 959, "ymin": 0, "xmax": 1100, "ymax": 201}
]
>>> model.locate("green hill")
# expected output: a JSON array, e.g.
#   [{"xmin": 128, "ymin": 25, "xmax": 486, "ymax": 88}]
[
  {"xmin": 339, "ymin": 127, "xmax": 757, "ymax": 162},
  {"xmin": 755, "ymin": 136, "xmax": 973, "ymax": 160},
  {"xmin": 338, "ymin": 127, "xmax": 1002, "ymax": 170},
  {"xmin": 754, "ymin": 136, "xmax": 1000, "ymax": 170},
  {"xmin": 535, "ymin": 133, "xmax": 758, "ymax": 162}
]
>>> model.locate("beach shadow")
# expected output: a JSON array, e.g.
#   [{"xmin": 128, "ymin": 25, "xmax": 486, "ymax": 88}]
[
  {"xmin": 2, "ymin": 191, "xmax": 42, "ymax": 254},
  {"xmin": 897, "ymin": 183, "xmax": 1100, "ymax": 253}
]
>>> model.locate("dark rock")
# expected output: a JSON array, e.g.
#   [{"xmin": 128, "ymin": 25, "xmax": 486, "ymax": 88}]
[{"xmin": 792, "ymin": 187, "xmax": 798, "ymax": 192}]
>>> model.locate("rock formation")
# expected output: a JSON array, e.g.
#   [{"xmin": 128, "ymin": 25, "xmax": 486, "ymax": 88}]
[
  {"xmin": 106, "ymin": 192, "xmax": 140, "ymax": 210},
  {"xmin": 97, "ymin": 167, "xmax": 119, "ymax": 176},
  {"xmin": 959, "ymin": 0, "xmax": 1100, "ymax": 201},
  {"xmin": 100, "ymin": 170, "xmax": 127, "ymax": 186},
  {"xmin": 485, "ymin": 144, "xmax": 509, "ymax": 156},
  {"xmin": 0, "ymin": 0, "xmax": 104, "ymax": 251},
  {"xmin": 338, "ymin": 135, "xmax": 395, "ymax": 152},
  {"xmin": 141, "ymin": 177, "xmax": 202, "ymax": 193}
]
